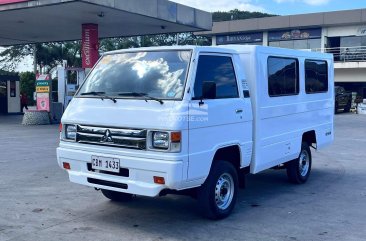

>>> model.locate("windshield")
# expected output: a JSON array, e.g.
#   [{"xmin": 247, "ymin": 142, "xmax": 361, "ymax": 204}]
[{"xmin": 77, "ymin": 50, "xmax": 192, "ymax": 100}]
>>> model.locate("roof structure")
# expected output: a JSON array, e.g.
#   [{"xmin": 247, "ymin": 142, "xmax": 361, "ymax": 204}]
[
  {"xmin": 197, "ymin": 8, "xmax": 366, "ymax": 36},
  {"xmin": 0, "ymin": 0, "xmax": 212, "ymax": 46}
]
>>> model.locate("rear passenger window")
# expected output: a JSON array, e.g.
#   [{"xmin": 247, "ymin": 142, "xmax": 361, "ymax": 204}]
[
  {"xmin": 305, "ymin": 60, "xmax": 328, "ymax": 94},
  {"xmin": 194, "ymin": 55, "xmax": 239, "ymax": 99},
  {"xmin": 268, "ymin": 57, "xmax": 299, "ymax": 97}
]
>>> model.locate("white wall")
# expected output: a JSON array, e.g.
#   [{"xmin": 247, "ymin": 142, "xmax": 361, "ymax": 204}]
[
  {"xmin": 325, "ymin": 25, "xmax": 366, "ymax": 37},
  {"xmin": 7, "ymin": 80, "xmax": 20, "ymax": 113},
  {"xmin": 335, "ymin": 68, "xmax": 366, "ymax": 83}
]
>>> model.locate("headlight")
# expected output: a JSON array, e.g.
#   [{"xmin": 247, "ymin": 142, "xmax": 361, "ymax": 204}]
[
  {"xmin": 149, "ymin": 131, "xmax": 181, "ymax": 152},
  {"xmin": 64, "ymin": 124, "xmax": 77, "ymax": 141},
  {"xmin": 152, "ymin": 131, "xmax": 169, "ymax": 149}
]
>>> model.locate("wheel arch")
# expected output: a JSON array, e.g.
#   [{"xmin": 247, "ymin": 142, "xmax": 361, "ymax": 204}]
[
  {"xmin": 212, "ymin": 145, "xmax": 242, "ymax": 171},
  {"xmin": 302, "ymin": 130, "xmax": 317, "ymax": 148}
]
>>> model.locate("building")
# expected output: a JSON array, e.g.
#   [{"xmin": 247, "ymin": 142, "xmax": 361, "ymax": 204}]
[
  {"xmin": 0, "ymin": 75, "xmax": 20, "ymax": 114},
  {"xmin": 198, "ymin": 8, "xmax": 366, "ymax": 99}
]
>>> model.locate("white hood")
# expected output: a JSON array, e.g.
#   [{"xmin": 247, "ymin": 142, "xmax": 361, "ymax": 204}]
[{"xmin": 61, "ymin": 97, "xmax": 189, "ymax": 130}]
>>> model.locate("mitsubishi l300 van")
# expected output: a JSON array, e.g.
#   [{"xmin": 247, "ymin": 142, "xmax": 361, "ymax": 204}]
[{"xmin": 57, "ymin": 45, "xmax": 334, "ymax": 219}]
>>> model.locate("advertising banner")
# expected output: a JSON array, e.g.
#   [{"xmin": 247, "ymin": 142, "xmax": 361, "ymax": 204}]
[
  {"xmin": 37, "ymin": 93, "xmax": 50, "ymax": 112},
  {"xmin": 82, "ymin": 24, "xmax": 99, "ymax": 69},
  {"xmin": 217, "ymin": 32, "xmax": 263, "ymax": 45},
  {"xmin": 268, "ymin": 28, "xmax": 321, "ymax": 41}
]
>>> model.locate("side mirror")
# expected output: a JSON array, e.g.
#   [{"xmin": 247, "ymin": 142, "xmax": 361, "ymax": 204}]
[{"xmin": 202, "ymin": 81, "xmax": 216, "ymax": 99}]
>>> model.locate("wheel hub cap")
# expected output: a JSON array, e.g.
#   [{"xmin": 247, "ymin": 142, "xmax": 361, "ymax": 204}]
[
  {"xmin": 299, "ymin": 150, "xmax": 310, "ymax": 177},
  {"xmin": 215, "ymin": 173, "xmax": 234, "ymax": 210}
]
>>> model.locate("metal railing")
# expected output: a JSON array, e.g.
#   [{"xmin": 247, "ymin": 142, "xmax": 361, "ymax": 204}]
[{"xmin": 314, "ymin": 46, "xmax": 366, "ymax": 62}]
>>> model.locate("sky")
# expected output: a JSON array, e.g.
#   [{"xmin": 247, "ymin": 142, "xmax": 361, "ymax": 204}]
[
  {"xmin": 2, "ymin": 0, "xmax": 366, "ymax": 72},
  {"xmin": 171, "ymin": 0, "xmax": 366, "ymax": 15}
]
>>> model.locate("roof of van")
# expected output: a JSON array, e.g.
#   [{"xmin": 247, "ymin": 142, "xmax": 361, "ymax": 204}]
[{"xmin": 104, "ymin": 45, "xmax": 333, "ymax": 59}]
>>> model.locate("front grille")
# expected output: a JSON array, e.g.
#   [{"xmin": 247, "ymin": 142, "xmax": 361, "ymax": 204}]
[{"xmin": 76, "ymin": 125, "xmax": 147, "ymax": 150}]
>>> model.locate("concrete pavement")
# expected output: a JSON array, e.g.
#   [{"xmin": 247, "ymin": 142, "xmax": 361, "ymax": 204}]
[{"xmin": 0, "ymin": 114, "xmax": 365, "ymax": 241}]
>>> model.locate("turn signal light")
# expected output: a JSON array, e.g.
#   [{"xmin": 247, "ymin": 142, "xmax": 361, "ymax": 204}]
[
  {"xmin": 59, "ymin": 123, "xmax": 63, "ymax": 133},
  {"xmin": 153, "ymin": 176, "xmax": 165, "ymax": 185},
  {"xmin": 63, "ymin": 162, "xmax": 71, "ymax": 170},
  {"xmin": 170, "ymin": 132, "xmax": 181, "ymax": 143}
]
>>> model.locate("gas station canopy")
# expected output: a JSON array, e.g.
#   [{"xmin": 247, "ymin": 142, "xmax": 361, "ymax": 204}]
[{"xmin": 0, "ymin": 0, "xmax": 212, "ymax": 46}]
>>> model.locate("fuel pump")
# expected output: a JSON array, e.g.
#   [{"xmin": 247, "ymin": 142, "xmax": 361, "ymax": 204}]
[{"xmin": 57, "ymin": 66, "xmax": 85, "ymax": 111}]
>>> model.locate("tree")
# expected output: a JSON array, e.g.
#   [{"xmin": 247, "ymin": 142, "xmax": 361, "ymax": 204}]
[
  {"xmin": 213, "ymin": 9, "xmax": 276, "ymax": 21},
  {"xmin": 19, "ymin": 72, "xmax": 36, "ymax": 105}
]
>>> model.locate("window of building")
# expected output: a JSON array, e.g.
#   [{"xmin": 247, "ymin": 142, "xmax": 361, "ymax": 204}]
[
  {"xmin": 269, "ymin": 39, "xmax": 321, "ymax": 50},
  {"xmin": 194, "ymin": 55, "xmax": 239, "ymax": 99},
  {"xmin": 268, "ymin": 57, "xmax": 299, "ymax": 97},
  {"xmin": 305, "ymin": 60, "xmax": 328, "ymax": 94}
]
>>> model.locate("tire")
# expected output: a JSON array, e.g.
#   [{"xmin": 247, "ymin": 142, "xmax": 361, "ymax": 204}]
[
  {"xmin": 286, "ymin": 142, "xmax": 312, "ymax": 184},
  {"xmin": 101, "ymin": 189, "xmax": 133, "ymax": 202},
  {"xmin": 197, "ymin": 161, "xmax": 238, "ymax": 220},
  {"xmin": 343, "ymin": 101, "xmax": 351, "ymax": 113}
]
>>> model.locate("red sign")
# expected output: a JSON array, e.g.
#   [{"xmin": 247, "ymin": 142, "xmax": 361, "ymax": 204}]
[
  {"xmin": 0, "ymin": 0, "xmax": 28, "ymax": 4},
  {"xmin": 82, "ymin": 24, "xmax": 99, "ymax": 69}
]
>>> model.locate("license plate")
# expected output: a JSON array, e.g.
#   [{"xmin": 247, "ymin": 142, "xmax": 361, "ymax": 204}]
[{"xmin": 91, "ymin": 156, "xmax": 120, "ymax": 173}]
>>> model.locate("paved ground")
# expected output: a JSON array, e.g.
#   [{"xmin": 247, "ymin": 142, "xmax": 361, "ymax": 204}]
[{"xmin": 0, "ymin": 113, "xmax": 365, "ymax": 241}]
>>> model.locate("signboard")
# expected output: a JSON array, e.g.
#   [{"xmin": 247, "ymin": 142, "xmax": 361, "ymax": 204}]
[
  {"xmin": 36, "ymin": 81, "xmax": 49, "ymax": 87},
  {"xmin": 0, "ymin": 0, "xmax": 28, "ymax": 4},
  {"xmin": 268, "ymin": 28, "xmax": 321, "ymax": 41},
  {"xmin": 357, "ymin": 27, "xmax": 366, "ymax": 36},
  {"xmin": 36, "ymin": 86, "xmax": 50, "ymax": 93},
  {"xmin": 82, "ymin": 24, "xmax": 99, "ymax": 69},
  {"xmin": 217, "ymin": 32, "xmax": 263, "ymax": 45},
  {"xmin": 37, "ymin": 93, "xmax": 50, "ymax": 112},
  {"xmin": 36, "ymin": 75, "xmax": 51, "ymax": 112}
]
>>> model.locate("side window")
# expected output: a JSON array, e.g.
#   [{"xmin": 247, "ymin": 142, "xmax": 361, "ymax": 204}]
[
  {"xmin": 268, "ymin": 57, "xmax": 299, "ymax": 97},
  {"xmin": 193, "ymin": 55, "xmax": 239, "ymax": 99},
  {"xmin": 305, "ymin": 60, "xmax": 328, "ymax": 94}
]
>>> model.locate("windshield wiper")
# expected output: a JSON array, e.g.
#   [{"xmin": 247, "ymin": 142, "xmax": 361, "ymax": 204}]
[
  {"xmin": 80, "ymin": 91, "xmax": 117, "ymax": 103},
  {"xmin": 118, "ymin": 92, "xmax": 164, "ymax": 105}
]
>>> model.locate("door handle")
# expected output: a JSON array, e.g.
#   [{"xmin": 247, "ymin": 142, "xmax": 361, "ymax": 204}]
[{"xmin": 236, "ymin": 109, "xmax": 243, "ymax": 114}]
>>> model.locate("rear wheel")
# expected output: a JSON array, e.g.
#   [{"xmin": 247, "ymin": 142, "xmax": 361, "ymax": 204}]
[
  {"xmin": 197, "ymin": 161, "xmax": 238, "ymax": 220},
  {"xmin": 286, "ymin": 142, "xmax": 312, "ymax": 184},
  {"xmin": 101, "ymin": 189, "xmax": 133, "ymax": 202}
]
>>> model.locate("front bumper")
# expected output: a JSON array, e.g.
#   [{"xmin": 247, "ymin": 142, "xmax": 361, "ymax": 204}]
[{"xmin": 57, "ymin": 147, "xmax": 185, "ymax": 197}]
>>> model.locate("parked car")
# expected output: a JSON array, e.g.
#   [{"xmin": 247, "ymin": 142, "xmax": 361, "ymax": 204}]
[
  {"xmin": 335, "ymin": 86, "xmax": 352, "ymax": 113},
  {"xmin": 57, "ymin": 45, "xmax": 334, "ymax": 219}
]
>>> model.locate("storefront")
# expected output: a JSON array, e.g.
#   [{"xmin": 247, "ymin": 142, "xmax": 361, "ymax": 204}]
[
  {"xmin": 268, "ymin": 28, "xmax": 322, "ymax": 50},
  {"xmin": 0, "ymin": 75, "xmax": 20, "ymax": 114},
  {"xmin": 216, "ymin": 32, "xmax": 263, "ymax": 45}
]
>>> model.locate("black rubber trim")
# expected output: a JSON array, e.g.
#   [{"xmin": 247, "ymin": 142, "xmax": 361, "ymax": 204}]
[{"xmin": 87, "ymin": 178, "xmax": 128, "ymax": 190}]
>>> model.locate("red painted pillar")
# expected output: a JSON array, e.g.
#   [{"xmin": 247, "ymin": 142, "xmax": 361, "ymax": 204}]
[{"xmin": 82, "ymin": 24, "xmax": 99, "ymax": 69}]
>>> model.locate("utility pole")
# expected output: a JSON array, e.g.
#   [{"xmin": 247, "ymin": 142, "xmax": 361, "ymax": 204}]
[{"xmin": 33, "ymin": 44, "xmax": 37, "ymax": 75}]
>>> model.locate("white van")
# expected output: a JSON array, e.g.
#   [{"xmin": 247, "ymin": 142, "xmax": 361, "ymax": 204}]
[{"xmin": 57, "ymin": 45, "xmax": 334, "ymax": 219}]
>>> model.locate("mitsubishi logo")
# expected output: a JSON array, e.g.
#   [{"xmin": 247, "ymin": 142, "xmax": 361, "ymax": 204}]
[{"xmin": 101, "ymin": 129, "xmax": 113, "ymax": 143}]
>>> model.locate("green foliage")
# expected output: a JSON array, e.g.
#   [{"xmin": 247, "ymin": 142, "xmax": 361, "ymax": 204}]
[
  {"xmin": 19, "ymin": 72, "xmax": 35, "ymax": 105},
  {"xmin": 213, "ymin": 9, "xmax": 276, "ymax": 21}
]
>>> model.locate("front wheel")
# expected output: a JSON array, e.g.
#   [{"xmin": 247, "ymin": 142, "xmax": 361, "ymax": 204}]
[
  {"xmin": 286, "ymin": 142, "xmax": 312, "ymax": 184},
  {"xmin": 197, "ymin": 161, "xmax": 238, "ymax": 220},
  {"xmin": 101, "ymin": 189, "xmax": 134, "ymax": 202}
]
